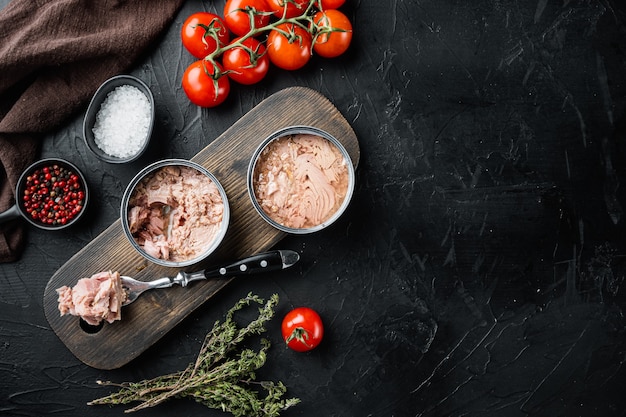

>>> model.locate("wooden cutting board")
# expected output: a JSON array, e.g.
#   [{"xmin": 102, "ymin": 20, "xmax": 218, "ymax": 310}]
[{"xmin": 43, "ymin": 87, "xmax": 360, "ymax": 370}]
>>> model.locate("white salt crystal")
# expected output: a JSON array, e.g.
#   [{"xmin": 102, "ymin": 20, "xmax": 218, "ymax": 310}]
[{"xmin": 92, "ymin": 85, "xmax": 151, "ymax": 159}]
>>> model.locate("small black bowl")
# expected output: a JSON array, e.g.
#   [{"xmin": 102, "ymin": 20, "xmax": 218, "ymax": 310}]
[
  {"xmin": 83, "ymin": 75, "xmax": 155, "ymax": 164},
  {"xmin": 0, "ymin": 158, "xmax": 90, "ymax": 230}
]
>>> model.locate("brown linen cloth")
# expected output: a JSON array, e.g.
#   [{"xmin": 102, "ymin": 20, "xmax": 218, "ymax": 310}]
[{"xmin": 0, "ymin": 0, "xmax": 185, "ymax": 262}]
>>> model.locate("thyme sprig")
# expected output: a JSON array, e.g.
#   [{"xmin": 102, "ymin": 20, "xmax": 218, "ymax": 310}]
[{"xmin": 89, "ymin": 293, "xmax": 299, "ymax": 416}]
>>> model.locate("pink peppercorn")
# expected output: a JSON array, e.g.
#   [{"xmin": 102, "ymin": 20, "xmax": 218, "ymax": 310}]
[{"xmin": 21, "ymin": 164, "xmax": 85, "ymax": 227}]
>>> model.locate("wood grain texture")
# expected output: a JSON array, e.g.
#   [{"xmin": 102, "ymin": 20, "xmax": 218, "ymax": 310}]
[{"xmin": 42, "ymin": 87, "xmax": 360, "ymax": 369}]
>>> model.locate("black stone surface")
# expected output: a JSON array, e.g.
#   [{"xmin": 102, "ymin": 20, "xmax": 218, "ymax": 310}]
[{"xmin": 2, "ymin": 1, "xmax": 626, "ymax": 416}]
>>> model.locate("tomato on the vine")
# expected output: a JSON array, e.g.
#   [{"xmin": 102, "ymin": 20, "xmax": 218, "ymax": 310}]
[
  {"xmin": 318, "ymin": 0, "xmax": 346, "ymax": 9},
  {"xmin": 224, "ymin": 0, "xmax": 271, "ymax": 37},
  {"xmin": 267, "ymin": 23, "xmax": 312, "ymax": 70},
  {"xmin": 180, "ymin": 0, "xmax": 354, "ymax": 107},
  {"xmin": 223, "ymin": 37, "xmax": 270, "ymax": 85},
  {"xmin": 266, "ymin": 0, "xmax": 309, "ymax": 18},
  {"xmin": 181, "ymin": 12, "xmax": 230, "ymax": 59},
  {"xmin": 182, "ymin": 60, "xmax": 230, "ymax": 107},
  {"xmin": 312, "ymin": 9, "xmax": 352, "ymax": 58},
  {"xmin": 281, "ymin": 307, "xmax": 324, "ymax": 352}
]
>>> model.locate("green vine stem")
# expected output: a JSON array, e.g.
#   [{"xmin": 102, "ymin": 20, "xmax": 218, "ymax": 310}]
[{"xmin": 203, "ymin": 0, "xmax": 349, "ymax": 79}]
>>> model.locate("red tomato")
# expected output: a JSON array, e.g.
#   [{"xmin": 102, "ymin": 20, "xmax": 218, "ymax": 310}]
[
  {"xmin": 222, "ymin": 37, "xmax": 270, "ymax": 85},
  {"xmin": 266, "ymin": 0, "xmax": 309, "ymax": 18},
  {"xmin": 312, "ymin": 9, "xmax": 352, "ymax": 58},
  {"xmin": 182, "ymin": 60, "xmax": 230, "ymax": 107},
  {"xmin": 181, "ymin": 12, "xmax": 229, "ymax": 59},
  {"xmin": 281, "ymin": 307, "xmax": 324, "ymax": 352},
  {"xmin": 318, "ymin": 0, "xmax": 346, "ymax": 9},
  {"xmin": 266, "ymin": 23, "xmax": 312, "ymax": 70},
  {"xmin": 224, "ymin": 0, "xmax": 271, "ymax": 37}
]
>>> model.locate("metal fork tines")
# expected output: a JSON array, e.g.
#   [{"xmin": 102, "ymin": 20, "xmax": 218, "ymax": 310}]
[
  {"xmin": 120, "ymin": 271, "xmax": 206, "ymax": 306},
  {"xmin": 120, "ymin": 276, "xmax": 171, "ymax": 306}
]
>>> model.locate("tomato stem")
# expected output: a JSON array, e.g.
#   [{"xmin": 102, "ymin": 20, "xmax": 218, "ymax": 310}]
[
  {"xmin": 285, "ymin": 326, "xmax": 311, "ymax": 348},
  {"xmin": 195, "ymin": 20, "xmax": 224, "ymax": 50}
]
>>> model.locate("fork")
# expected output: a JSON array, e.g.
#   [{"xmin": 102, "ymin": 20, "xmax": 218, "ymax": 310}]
[{"xmin": 120, "ymin": 249, "xmax": 299, "ymax": 306}]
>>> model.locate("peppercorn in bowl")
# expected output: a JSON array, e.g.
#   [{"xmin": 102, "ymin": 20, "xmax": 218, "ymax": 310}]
[
  {"xmin": 83, "ymin": 75, "xmax": 155, "ymax": 163},
  {"xmin": 0, "ymin": 158, "xmax": 90, "ymax": 230}
]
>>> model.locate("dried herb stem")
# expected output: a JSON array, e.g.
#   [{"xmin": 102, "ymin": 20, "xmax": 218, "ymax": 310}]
[{"xmin": 89, "ymin": 293, "xmax": 299, "ymax": 416}]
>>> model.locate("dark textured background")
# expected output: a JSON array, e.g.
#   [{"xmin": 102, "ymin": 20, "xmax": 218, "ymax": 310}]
[{"xmin": 2, "ymin": 0, "xmax": 626, "ymax": 416}]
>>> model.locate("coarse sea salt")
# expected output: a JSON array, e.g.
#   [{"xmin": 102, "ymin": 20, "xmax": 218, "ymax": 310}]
[{"xmin": 92, "ymin": 85, "xmax": 151, "ymax": 159}]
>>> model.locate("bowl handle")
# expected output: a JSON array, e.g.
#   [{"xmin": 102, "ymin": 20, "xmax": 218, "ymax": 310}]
[{"xmin": 0, "ymin": 204, "xmax": 22, "ymax": 225}]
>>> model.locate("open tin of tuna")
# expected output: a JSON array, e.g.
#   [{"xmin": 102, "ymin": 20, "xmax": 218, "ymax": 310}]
[
  {"xmin": 247, "ymin": 126, "xmax": 355, "ymax": 234},
  {"xmin": 120, "ymin": 159, "xmax": 229, "ymax": 267}
]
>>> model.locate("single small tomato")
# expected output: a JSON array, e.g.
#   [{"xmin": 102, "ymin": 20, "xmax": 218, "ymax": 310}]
[
  {"xmin": 182, "ymin": 60, "xmax": 230, "ymax": 107},
  {"xmin": 266, "ymin": 0, "xmax": 309, "ymax": 18},
  {"xmin": 281, "ymin": 307, "xmax": 324, "ymax": 352},
  {"xmin": 317, "ymin": 0, "xmax": 346, "ymax": 9},
  {"xmin": 181, "ymin": 12, "xmax": 230, "ymax": 59},
  {"xmin": 224, "ymin": 0, "xmax": 271, "ymax": 37},
  {"xmin": 223, "ymin": 37, "xmax": 270, "ymax": 85},
  {"xmin": 312, "ymin": 9, "xmax": 352, "ymax": 58},
  {"xmin": 266, "ymin": 23, "xmax": 312, "ymax": 70}
]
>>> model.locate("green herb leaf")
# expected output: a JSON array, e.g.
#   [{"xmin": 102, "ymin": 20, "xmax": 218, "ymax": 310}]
[{"xmin": 89, "ymin": 293, "xmax": 299, "ymax": 416}]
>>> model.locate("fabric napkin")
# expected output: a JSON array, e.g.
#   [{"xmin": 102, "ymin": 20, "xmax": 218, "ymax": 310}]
[{"xmin": 0, "ymin": 0, "xmax": 185, "ymax": 262}]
